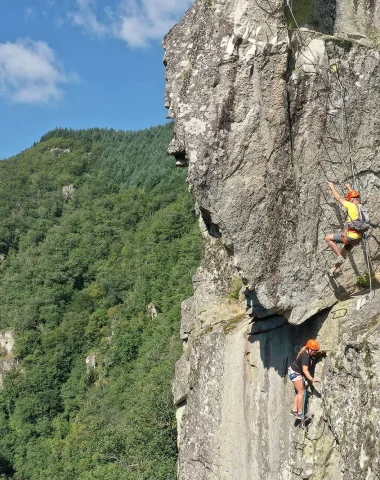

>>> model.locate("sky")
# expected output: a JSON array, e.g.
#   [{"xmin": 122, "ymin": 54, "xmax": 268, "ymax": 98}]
[{"xmin": 0, "ymin": 0, "xmax": 193, "ymax": 159}]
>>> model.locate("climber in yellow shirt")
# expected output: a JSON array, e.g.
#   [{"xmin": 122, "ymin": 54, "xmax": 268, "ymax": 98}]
[{"xmin": 325, "ymin": 182, "xmax": 363, "ymax": 275}]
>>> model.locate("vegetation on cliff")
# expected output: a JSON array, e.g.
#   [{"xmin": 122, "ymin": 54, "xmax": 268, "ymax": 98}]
[{"xmin": 0, "ymin": 123, "xmax": 201, "ymax": 479}]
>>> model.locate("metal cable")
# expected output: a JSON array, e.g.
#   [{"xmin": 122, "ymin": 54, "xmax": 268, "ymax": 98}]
[
  {"xmin": 336, "ymin": 71, "xmax": 358, "ymax": 189},
  {"xmin": 364, "ymin": 236, "xmax": 374, "ymax": 296},
  {"xmin": 285, "ymin": 0, "xmax": 358, "ymax": 187}
]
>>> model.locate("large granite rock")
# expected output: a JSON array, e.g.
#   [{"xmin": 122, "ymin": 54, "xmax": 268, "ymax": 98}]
[
  {"xmin": 164, "ymin": 0, "xmax": 380, "ymax": 325},
  {"xmin": 172, "ymin": 291, "xmax": 380, "ymax": 479},
  {"xmin": 0, "ymin": 330, "xmax": 15, "ymax": 354},
  {"xmin": 164, "ymin": 0, "xmax": 380, "ymax": 478},
  {"xmin": 335, "ymin": 0, "xmax": 380, "ymax": 43},
  {"xmin": 0, "ymin": 330, "xmax": 19, "ymax": 387},
  {"xmin": 324, "ymin": 294, "xmax": 380, "ymax": 480}
]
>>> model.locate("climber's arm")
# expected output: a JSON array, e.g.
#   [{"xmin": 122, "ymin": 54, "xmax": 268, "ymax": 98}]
[
  {"xmin": 328, "ymin": 182, "xmax": 346, "ymax": 207},
  {"xmin": 316, "ymin": 350, "xmax": 327, "ymax": 357},
  {"xmin": 302, "ymin": 365, "xmax": 321, "ymax": 382}
]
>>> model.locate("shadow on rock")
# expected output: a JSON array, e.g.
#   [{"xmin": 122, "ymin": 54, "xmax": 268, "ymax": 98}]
[{"xmin": 247, "ymin": 306, "xmax": 330, "ymax": 377}]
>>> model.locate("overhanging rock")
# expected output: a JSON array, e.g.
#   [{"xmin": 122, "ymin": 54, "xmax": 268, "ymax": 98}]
[{"xmin": 164, "ymin": 0, "xmax": 380, "ymax": 325}]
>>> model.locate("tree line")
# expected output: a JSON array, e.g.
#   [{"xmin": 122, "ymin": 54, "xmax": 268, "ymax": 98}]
[{"xmin": 0, "ymin": 123, "xmax": 202, "ymax": 479}]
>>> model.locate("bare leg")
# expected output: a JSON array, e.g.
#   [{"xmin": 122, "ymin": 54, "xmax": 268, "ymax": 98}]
[
  {"xmin": 293, "ymin": 394, "xmax": 297, "ymax": 412},
  {"xmin": 325, "ymin": 234, "xmax": 344, "ymax": 258},
  {"xmin": 293, "ymin": 379, "xmax": 305, "ymax": 414},
  {"xmin": 331, "ymin": 247, "xmax": 349, "ymax": 273}
]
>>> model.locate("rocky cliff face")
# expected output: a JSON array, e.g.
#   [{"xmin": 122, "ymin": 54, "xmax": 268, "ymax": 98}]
[
  {"xmin": 0, "ymin": 330, "xmax": 19, "ymax": 387},
  {"xmin": 164, "ymin": 1, "xmax": 380, "ymax": 478}
]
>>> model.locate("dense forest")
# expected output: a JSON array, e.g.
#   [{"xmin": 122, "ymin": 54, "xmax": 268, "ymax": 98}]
[{"xmin": 0, "ymin": 123, "xmax": 202, "ymax": 479}]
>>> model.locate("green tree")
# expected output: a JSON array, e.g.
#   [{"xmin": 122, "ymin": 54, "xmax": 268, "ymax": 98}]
[{"xmin": 0, "ymin": 123, "xmax": 201, "ymax": 479}]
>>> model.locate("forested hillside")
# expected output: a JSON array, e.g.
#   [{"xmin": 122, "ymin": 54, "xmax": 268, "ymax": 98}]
[{"xmin": 0, "ymin": 123, "xmax": 202, "ymax": 479}]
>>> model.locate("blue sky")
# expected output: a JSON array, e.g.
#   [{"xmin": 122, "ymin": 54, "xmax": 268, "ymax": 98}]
[{"xmin": 0, "ymin": 0, "xmax": 193, "ymax": 159}]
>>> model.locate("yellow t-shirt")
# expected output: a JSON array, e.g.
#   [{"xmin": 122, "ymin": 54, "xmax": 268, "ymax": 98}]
[{"xmin": 344, "ymin": 201, "xmax": 362, "ymax": 240}]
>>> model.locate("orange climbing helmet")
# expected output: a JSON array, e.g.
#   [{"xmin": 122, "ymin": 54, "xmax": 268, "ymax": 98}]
[
  {"xmin": 346, "ymin": 190, "xmax": 361, "ymax": 200},
  {"xmin": 306, "ymin": 339, "xmax": 320, "ymax": 351}
]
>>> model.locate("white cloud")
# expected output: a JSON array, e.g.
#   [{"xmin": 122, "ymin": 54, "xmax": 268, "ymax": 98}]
[
  {"xmin": 24, "ymin": 7, "xmax": 35, "ymax": 19},
  {"xmin": 0, "ymin": 39, "xmax": 77, "ymax": 105},
  {"xmin": 118, "ymin": 0, "xmax": 194, "ymax": 47},
  {"xmin": 70, "ymin": 0, "xmax": 193, "ymax": 47},
  {"xmin": 70, "ymin": 0, "xmax": 107, "ymax": 35}
]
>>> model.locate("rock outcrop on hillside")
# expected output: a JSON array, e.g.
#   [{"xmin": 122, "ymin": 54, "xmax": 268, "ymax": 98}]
[
  {"xmin": 0, "ymin": 330, "xmax": 19, "ymax": 387},
  {"xmin": 164, "ymin": 1, "xmax": 380, "ymax": 478}
]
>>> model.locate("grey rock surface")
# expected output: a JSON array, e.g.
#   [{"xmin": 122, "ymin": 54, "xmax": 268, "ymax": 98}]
[
  {"xmin": 0, "ymin": 358, "xmax": 20, "ymax": 388},
  {"xmin": 165, "ymin": 0, "xmax": 380, "ymax": 478},
  {"xmin": 172, "ymin": 291, "xmax": 380, "ymax": 479},
  {"xmin": 335, "ymin": 0, "xmax": 380, "ymax": 43},
  {"xmin": 85, "ymin": 352, "xmax": 98, "ymax": 373},
  {"xmin": 62, "ymin": 184, "xmax": 76, "ymax": 200},
  {"xmin": 164, "ymin": 1, "xmax": 380, "ymax": 325},
  {"xmin": 306, "ymin": 0, "xmax": 380, "ymax": 41},
  {"xmin": 180, "ymin": 297, "xmax": 196, "ymax": 341},
  {"xmin": 173, "ymin": 354, "xmax": 191, "ymax": 406},
  {"xmin": 0, "ymin": 330, "xmax": 15, "ymax": 355},
  {"xmin": 0, "ymin": 330, "xmax": 19, "ymax": 388},
  {"xmin": 324, "ymin": 294, "xmax": 380, "ymax": 480}
]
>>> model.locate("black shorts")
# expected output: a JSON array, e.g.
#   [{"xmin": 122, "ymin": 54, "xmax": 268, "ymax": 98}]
[{"xmin": 332, "ymin": 232, "xmax": 362, "ymax": 251}]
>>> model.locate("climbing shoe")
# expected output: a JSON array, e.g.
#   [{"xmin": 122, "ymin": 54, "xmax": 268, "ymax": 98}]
[
  {"xmin": 328, "ymin": 268, "xmax": 336, "ymax": 277},
  {"xmin": 289, "ymin": 410, "xmax": 298, "ymax": 417},
  {"xmin": 328, "ymin": 257, "xmax": 345, "ymax": 276},
  {"xmin": 294, "ymin": 412, "xmax": 303, "ymax": 420}
]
